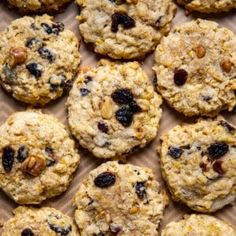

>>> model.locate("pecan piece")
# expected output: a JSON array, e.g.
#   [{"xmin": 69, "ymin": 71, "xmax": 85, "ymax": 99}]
[
  {"xmin": 9, "ymin": 47, "xmax": 27, "ymax": 67},
  {"xmin": 21, "ymin": 156, "xmax": 46, "ymax": 177}
]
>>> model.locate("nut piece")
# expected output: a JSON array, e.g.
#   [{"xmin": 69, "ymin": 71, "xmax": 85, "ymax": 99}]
[
  {"xmin": 9, "ymin": 47, "xmax": 27, "ymax": 67},
  {"xmin": 21, "ymin": 156, "xmax": 46, "ymax": 177},
  {"xmin": 220, "ymin": 58, "xmax": 233, "ymax": 73},
  {"xmin": 194, "ymin": 45, "xmax": 206, "ymax": 58},
  {"xmin": 101, "ymin": 97, "xmax": 113, "ymax": 119}
]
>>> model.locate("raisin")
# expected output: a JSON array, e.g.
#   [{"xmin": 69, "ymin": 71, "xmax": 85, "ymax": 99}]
[
  {"xmin": 84, "ymin": 76, "xmax": 93, "ymax": 84},
  {"xmin": 2, "ymin": 146, "xmax": 15, "ymax": 172},
  {"xmin": 135, "ymin": 182, "xmax": 147, "ymax": 199},
  {"xmin": 26, "ymin": 63, "xmax": 42, "ymax": 78},
  {"xmin": 25, "ymin": 38, "xmax": 41, "ymax": 49},
  {"xmin": 49, "ymin": 74, "xmax": 65, "ymax": 91},
  {"xmin": 17, "ymin": 145, "xmax": 28, "ymax": 162},
  {"xmin": 41, "ymin": 23, "xmax": 53, "ymax": 34},
  {"xmin": 109, "ymin": 224, "xmax": 122, "ymax": 234},
  {"xmin": 94, "ymin": 171, "xmax": 116, "ymax": 188},
  {"xmin": 219, "ymin": 120, "xmax": 235, "ymax": 133},
  {"xmin": 111, "ymin": 12, "xmax": 135, "ymax": 33},
  {"xmin": 38, "ymin": 47, "xmax": 55, "ymax": 62},
  {"xmin": 97, "ymin": 122, "xmax": 109, "ymax": 133},
  {"xmin": 207, "ymin": 142, "xmax": 229, "ymax": 160},
  {"xmin": 45, "ymin": 147, "xmax": 57, "ymax": 166},
  {"xmin": 111, "ymin": 88, "xmax": 134, "ymax": 105},
  {"xmin": 48, "ymin": 223, "xmax": 72, "ymax": 236},
  {"xmin": 21, "ymin": 228, "xmax": 34, "ymax": 236},
  {"xmin": 129, "ymin": 101, "xmax": 142, "ymax": 113},
  {"xmin": 115, "ymin": 106, "xmax": 133, "ymax": 127},
  {"xmin": 41, "ymin": 22, "xmax": 64, "ymax": 35},
  {"xmin": 168, "ymin": 146, "xmax": 184, "ymax": 159},
  {"xmin": 80, "ymin": 88, "xmax": 90, "ymax": 96},
  {"xmin": 212, "ymin": 161, "xmax": 224, "ymax": 175},
  {"xmin": 3, "ymin": 64, "xmax": 16, "ymax": 81},
  {"xmin": 174, "ymin": 69, "xmax": 188, "ymax": 86}
]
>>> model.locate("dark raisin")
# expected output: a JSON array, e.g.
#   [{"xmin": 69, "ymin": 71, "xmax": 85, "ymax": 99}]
[
  {"xmin": 115, "ymin": 106, "xmax": 133, "ymax": 127},
  {"xmin": 41, "ymin": 23, "xmax": 53, "ymax": 34},
  {"xmin": 49, "ymin": 75, "xmax": 66, "ymax": 91},
  {"xmin": 212, "ymin": 161, "xmax": 224, "ymax": 175},
  {"xmin": 26, "ymin": 63, "xmax": 42, "ymax": 78},
  {"xmin": 135, "ymin": 182, "xmax": 147, "ymax": 199},
  {"xmin": 94, "ymin": 171, "xmax": 116, "ymax": 188},
  {"xmin": 80, "ymin": 88, "xmax": 90, "ymax": 96},
  {"xmin": 111, "ymin": 12, "xmax": 135, "ymax": 33},
  {"xmin": 38, "ymin": 47, "xmax": 55, "ymax": 62},
  {"xmin": 173, "ymin": 69, "xmax": 188, "ymax": 86},
  {"xmin": 97, "ymin": 122, "xmax": 109, "ymax": 133},
  {"xmin": 25, "ymin": 38, "xmax": 41, "ymax": 49},
  {"xmin": 3, "ymin": 64, "xmax": 16, "ymax": 82},
  {"xmin": 168, "ymin": 146, "xmax": 184, "ymax": 159},
  {"xmin": 111, "ymin": 88, "xmax": 134, "ymax": 105},
  {"xmin": 17, "ymin": 145, "xmax": 28, "ymax": 162},
  {"xmin": 109, "ymin": 224, "xmax": 122, "ymax": 234},
  {"xmin": 219, "ymin": 120, "xmax": 235, "ymax": 133},
  {"xmin": 2, "ymin": 146, "xmax": 15, "ymax": 172},
  {"xmin": 207, "ymin": 142, "xmax": 229, "ymax": 160},
  {"xmin": 84, "ymin": 76, "xmax": 93, "ymax": 84},
  {"xmin": 45, "ymin": 147, "xmax": 56, "ymax": 166},
  {"xmin": 199, "ymin": 162, "xmax": 207, "ymax": 172},
  {"xmin": 48, "ymin": 223, "xmax": 72, "ymax": 236},
  {"xmin": 21, "ymin": 228, "xmax": 34, "ymax": 236},
  {"xmin": 52, "ymin": 22, "xmax": 64, "ymax": 34},
  {"xmin": 129, "ymin": 101, "xmax": 142, "ymax": 113}
]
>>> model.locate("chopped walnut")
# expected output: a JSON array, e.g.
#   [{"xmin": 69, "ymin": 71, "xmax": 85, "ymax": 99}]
[
  {"xmin": 194, "ymin": 44, "xmax": 206, "ymax": 58},
  {"xmin": 8, "ymin": 47, "xmax": 27, "ymax": 67}
]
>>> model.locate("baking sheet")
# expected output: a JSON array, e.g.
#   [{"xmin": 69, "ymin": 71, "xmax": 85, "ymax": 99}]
[{"xmin": 0, "ymin": 1, "xmax": 235, "ymax": 234}]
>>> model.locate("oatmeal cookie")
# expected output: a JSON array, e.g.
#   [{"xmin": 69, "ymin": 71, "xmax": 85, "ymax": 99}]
[
  {"xmin": 0, "ymin": 110, "xmax": 80, "ymax": 204},
  {"xmin": 74, "ymin": 161, "xmax": 168, "ymax": 235}
]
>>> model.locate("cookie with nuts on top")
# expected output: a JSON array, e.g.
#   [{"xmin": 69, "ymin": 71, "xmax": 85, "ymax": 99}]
[
  {"xmin": 76, "ymin": 0, "xmax": 176, "ymax": 59},
  {"xmin": 0, "ymin": 15, "xmax": 80, "ymax": 106},
  {"xmin": 7, "ymin": 0, "xmax": 72, "ymax": 13},
  {"xmin": 161, "ymin": 214, "xmax": 236, "ymax": 236},
  {"xmin": 2, "ymin": 206, "xmax": 79, "ymax": 236},
  {"xmin": 159, "ymin": 116, "xmax": 236, "ymax": 212},
  {"xmin": 0, "ymin": 110, "xmax": 80, "ymax": 204},
  {"xmin": 67, "ymin": 60, "xmax": 162, "ymax": 159},
  {"xmin": 74, "ymin": 161, "xmax": 168, "ymax": 235},
  {"xmin": 177, "ymin": 0, "xmax": 236, "ymax": 13},
  {"xmin": 153, "ymin": 19, "xmax": 236, "ymax": 117}
]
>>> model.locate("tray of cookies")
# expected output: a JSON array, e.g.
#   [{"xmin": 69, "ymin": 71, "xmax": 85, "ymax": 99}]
[{"xmin": 0, "ymin": 0, "xmax": 235, "ymax": 235}]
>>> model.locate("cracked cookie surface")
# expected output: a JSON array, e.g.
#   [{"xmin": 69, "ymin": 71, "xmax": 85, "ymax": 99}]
[
  {"xmin": 7, "ymin": 0, "xmax": 71, "ymax": 13},
  {"xmin": 67, "ymin": 60, "xmax": 162, "ymax": 159},
  {"xmin": 76, "ymin": 0, "xmax": 176, "ymax": 59},
  {"xmin": 2, "ymin": 206, "xmax": 79, "ymax": 236},
  {"xmin": 160, "ymin": 116, "xmax": 236, "ymax": 212},
  {"xmin": 0, "ymin": 110, "xmax": 80, "ymax": 204},
  {"xmin": 153, "ymin": 19, "xmax": 236, "ymax": 117},
  {"xmin": 177, "ymin": 0, "xmax": 236, "ymax": 13},
  {"xmin": 161, "ymin": 214, "xmax": 236, "ymax": 236},
  {"xmin": 74, "ymin": 161, "xmax": 168, "ymax": 236},
  {"xmin": 0, "ymin": 15, "xmax": 80, "ymax": 106}
]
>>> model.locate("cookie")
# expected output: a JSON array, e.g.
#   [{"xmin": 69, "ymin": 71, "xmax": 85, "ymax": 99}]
[
  {"xmin": 2, "ymin": 206, "xmax": 79, "ymax": 236},
  {"xmin": 159, "ymin": 116, "xmax": 236, "ymax": 212},
  {"xmin": 0, "ymin": 15, "xmax": 80, "ymax": 106},
  {"xmin": 7, "ymin": 0, "xmax": 71, "ymax": 13},
  {"xmin": 153, "ymin": 19, "xmax": 236, "ymax": 117},
  {"xmin": 0, "ymin": 110, "xmax": 80, "ymax": 204},
  {"xmin": 161, "ymin": 214, "xmax": 236, "ymax": 236},
  {"xmin": 74, "ymin": 161, "xmax": 168, "ymax": 235},
  {"xmin": 76, "ymin": 0, "xmax": 176, "ymax": 59},
  {"xmin": 67, "ymin": 60, "xmax": 162, "ymax": 159},
  {"xmin": 177, "ymin": 0, "xmax": 236, "ymax": 13}
]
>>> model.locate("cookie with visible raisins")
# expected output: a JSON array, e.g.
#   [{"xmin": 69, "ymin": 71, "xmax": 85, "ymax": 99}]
[
  {"xmin": 76, "ymin": 0, "xmax": 176, "ymax": 59},
  {"xmin": 7, "ymin": 0, "xmax": 71, "ymax": 13},
  {"xmin": 2, "ymin": 206, "xmax": 79, "ymax": 236},
  {"xmin": 161, "ymin": 214, "xmax": 236, "ymax": 236},
  {"xmin": 0, "ymin": 15, "xmax": 80, "ymax": 106},
  {"xmin": 74, "ymin": 161, "xmax": 168, "ymax": 235},
  {"xmin": 159, "ymin": 116, "xmax": 236, "ymax": 212},
  {"xmin": 0, "ymin": 110, "xmax": 80, "ymax": 204},
  {"xmin": 177, "ymin": 0, "xmax": 236, "ymax": 13},
  {"xmin": 153, "ymin": 19, "xmax": 236, "ymax": 117},
  {"xmin": 67, "ymin": 60, "xmax": 162, "ymax": 159}
]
